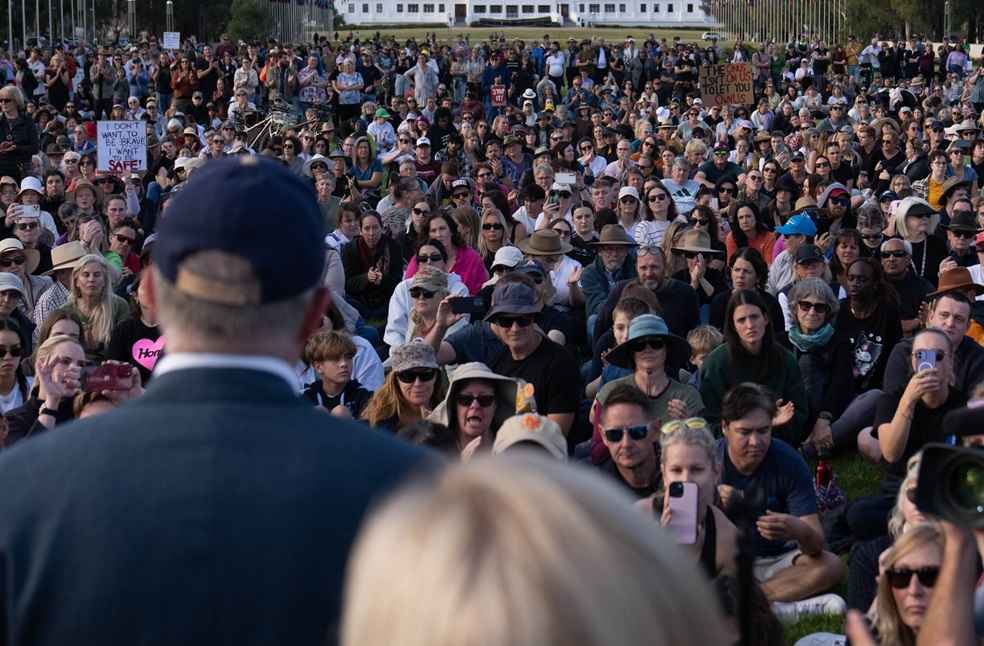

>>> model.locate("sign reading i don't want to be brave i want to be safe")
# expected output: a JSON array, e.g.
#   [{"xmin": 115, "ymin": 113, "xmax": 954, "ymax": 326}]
[{"xmin": 97, "ymin": 121, "xmax": 148, "ymax": 173}]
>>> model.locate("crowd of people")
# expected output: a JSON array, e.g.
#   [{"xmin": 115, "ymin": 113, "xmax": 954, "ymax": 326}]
[{"xmin": 0, "ymin": 26, "xmax": 982, "ymax": 645}]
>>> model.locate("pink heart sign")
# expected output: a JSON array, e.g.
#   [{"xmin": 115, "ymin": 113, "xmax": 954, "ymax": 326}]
[{"xmin": 132, "ymin": 337, "xmax": 165, "ymax": 372}]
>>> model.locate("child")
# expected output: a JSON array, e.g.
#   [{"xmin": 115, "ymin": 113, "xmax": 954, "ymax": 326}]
[
  {"xmin": 684, "ymin": 325, "xmax": 724, "ymax": 388},
  {"xmin": 303, "ymin": 330, "xmax": 372, "ymax": 419}
]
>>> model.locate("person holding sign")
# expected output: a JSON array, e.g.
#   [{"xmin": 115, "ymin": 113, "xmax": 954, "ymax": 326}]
[
  {"xmin": 0, "ymin": 86, "xmax": 39, "ymax": 183},
  {"xmin": 297, "ymin": 56, "xmax": 327, "ymax": 113}
]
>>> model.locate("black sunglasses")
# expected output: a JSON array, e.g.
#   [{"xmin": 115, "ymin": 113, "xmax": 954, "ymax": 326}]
[
  {"xmin": 409, "ymin": 287, "xmax": 436, "ymax": 299},
  {"xmin": 455, "ymin": 394, "xmax": 496, "ymax": 407},
  {"xmin": 629, "ymin": 337, "xmax": 666, "ymax": 353},
  {"xmin": 494, "ymin": 315, "xmax": 534, "ymax": 328},
  {"xmin": 417, "ymin": 253, "xmax": 444, "ymax": 264},
  {"xmin": 395, "ymin": 368, "xmax": 438, "ymax": 384},
  {"xmin": 887, "ymin": 567, "xmax": 939, "ymax": 589},
  {"xmin": 952, "ymin": 230, "xmax": 976, "ymax": 239},
  {"xmin": 482, "ymin": 223, "xmax": 503, "ymax": 230},
  {"xmin": 603, "ymin": 425, "xmax": 649, "ymax": 443},
  {"xmin": 0, "ymin": 344, "xmax": 21, "ymax": 358},
  {"xmin": 797, "ymin": 301, "xmax": 831, "ymax": 314}
]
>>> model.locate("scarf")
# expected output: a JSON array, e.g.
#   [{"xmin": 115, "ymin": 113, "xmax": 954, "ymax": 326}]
[{"xmin": 789, "ymin": 323, "xmax": 835, "ymax": 353}]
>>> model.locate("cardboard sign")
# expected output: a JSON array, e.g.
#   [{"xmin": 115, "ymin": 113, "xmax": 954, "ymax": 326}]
[
  {"xmin": 699, "ymin": 63, "xmax": 754, "ymax": 108},
  {"xmin": 97, "ymin": 121, "xmax": 147, "ymax": 173},
  {"xmin": 163, "ymin": 31, "xmax": 181, "ymax": 50},
  {"xmin": 490, "ymin": 84, "xmax": 506, "ymax": 107}
]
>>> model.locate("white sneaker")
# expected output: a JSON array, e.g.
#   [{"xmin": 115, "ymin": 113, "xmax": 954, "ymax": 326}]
[
  {"xmin": 771, "ymin": 593, "xmax": 847, "ymax": 623},
  {"xmin": 794, "ymin": 633, "xmax": 847, "ymax": 646}
]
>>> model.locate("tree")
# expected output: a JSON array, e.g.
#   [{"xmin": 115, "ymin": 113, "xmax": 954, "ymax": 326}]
[{"xmin": 226, "ymin": 0, "xmax": 273, "ymax": 42}]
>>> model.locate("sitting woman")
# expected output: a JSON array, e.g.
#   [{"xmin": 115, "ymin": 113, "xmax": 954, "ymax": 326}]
[
  {"xmin": 709, "ymin": 247, "xmax": 785, "ymax": 344},
  {"xmin": 55, "ymin": 253, "xmax": 129, "ymax": 362},
  {"xmin": 404, "ymin": 212, "xmax": 488, "ymax": 295},
  {"xmin": 426, "ymin": 361, "xmax": 518, "ymax": 457},
  {"xmin": 0, "ymin": 319, "xmax": 29, "ymax": 413},
  {"xmin": 302, "ymin": 329, "xmax": 372, "ymax": 420},
  {"xmin": 650, "ymin": 417, "xmax": 738, "ymax": 578},
  {"xmin": 361, "ymin": 340, "xmax": 447, "ymax": 433},
  {"xmin": 341, "ymin": 210, "xmax": 404, "ymax": 321},
  {"xmin": 3, "ymin": 333, "xmax": 84, "ymax": 447},
  {"xmin": 725, "ymin": 201, "xmax": 776, "ymax": 264},
  {"xmin": 396, "ymin": 266, "xmax": 462, "ymax": 346},
  {"xmin": 700, "ymin": 289, "xmax": 809, "ymax": 445},
  {"xmin": 786, "ymin": 278, "xmax": 856, "ymax": 458}
]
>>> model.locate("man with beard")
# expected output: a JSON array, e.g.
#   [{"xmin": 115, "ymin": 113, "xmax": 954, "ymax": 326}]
[{"xmin": 591, "ymin": 382, "xmax": 659, "ymax": 498}]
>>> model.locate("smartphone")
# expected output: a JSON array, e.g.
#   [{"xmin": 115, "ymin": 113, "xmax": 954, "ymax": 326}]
[
  {"xmin": 545, "ymin": 192, "xmax": 559, "ymax": 207},
  {"xmin": 914, "ymin": 349, "xmax": 937, "ymax": 373},
  {"xmin": 555, "ymin": 172, "xmax": 576, "ymax": 186},
  {"xmin": 19, "ymin": 204, "xmax": 40, "ymax": 219},
  {"xmin": 81, "ymin": 363, "xmax": 134, "ymax": 392},
  {"xmin": 666, "ymin": 481, "xmax": 699, "ymax": 545},
  {"xmin": 448, "ymin": 296, "xmax": 485, "ymax": 316}
]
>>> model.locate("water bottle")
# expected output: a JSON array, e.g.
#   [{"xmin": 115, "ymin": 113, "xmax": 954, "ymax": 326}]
[{"xmin": 815, "ymin": 448, "xmax": 833, "ymax": 489}]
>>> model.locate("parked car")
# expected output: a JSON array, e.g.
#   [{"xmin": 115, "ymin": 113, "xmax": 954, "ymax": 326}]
[{"xmin": 701, "ymin": 32, "xmax": 723, "ymax": 41}]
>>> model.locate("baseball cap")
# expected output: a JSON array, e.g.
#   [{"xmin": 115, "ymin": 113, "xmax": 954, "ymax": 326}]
[
  {"xmin": 0, "ymin": 272, "xmax": 25, "ymax": 299},
  {"xmin": 451, "ymin": 178, "xmax": 469, "ymax": 190},
  {"xmin": 617, "ymin": 186, "xmax": 639, "ymax": 201},
  {"xmin": 484, "ymin": 281, "xmax": 541, "ymax": 321},
  {"xmin": 416, "ymin": 137, "xmax": 431, "ymax": 147},
  {"xmin": 775, "ymin": 213, "xmax": 817, "ymax": 237},
  {"xmin": 374, "ymin": 107, "xmax": 391, "ymax": 118},
  {"xmin": 491, "ymin": 246, "xmax": 524, "ymax": 271},
  {"xmin": 794, "ymin": 244, "xmax": 825, "ymax": 265},
  {"xmin": 153, "ymin": 156, "xmax": 326, "ymax": 305},
  {"xmin": 492, "ymin": 413, "xmax": 567, "ymax": 460},
  {"xmin": 878, "ymin": 190, "xmax": 898, "ymax": 203}
]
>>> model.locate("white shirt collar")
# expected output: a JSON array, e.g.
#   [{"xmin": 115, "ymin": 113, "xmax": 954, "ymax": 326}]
[{"xmin": 155, "ymin": 352, "xmax": 300, "ymax": 392}]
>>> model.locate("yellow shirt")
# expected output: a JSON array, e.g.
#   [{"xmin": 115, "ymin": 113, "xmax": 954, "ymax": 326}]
[{"xmin": 927, "ymin": 177, "xmax": 946, "ymax": 210}]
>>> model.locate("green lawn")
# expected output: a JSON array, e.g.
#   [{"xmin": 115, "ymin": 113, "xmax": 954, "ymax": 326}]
[{"xmin": 340, "ymin": 25, "xmax": 721, "ymax": 44}]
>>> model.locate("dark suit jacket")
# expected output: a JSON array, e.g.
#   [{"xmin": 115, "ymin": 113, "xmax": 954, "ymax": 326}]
[{"xmin": 0, "ymin": 367, "xmax": 432, "ymax": 645}]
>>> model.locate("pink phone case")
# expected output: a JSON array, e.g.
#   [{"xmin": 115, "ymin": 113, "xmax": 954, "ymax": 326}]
[{"xmin": 667, "ymin": 481, "xmax": 699, "ymax": 545}]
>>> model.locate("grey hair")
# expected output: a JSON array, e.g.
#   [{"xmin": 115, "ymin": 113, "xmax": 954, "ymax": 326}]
[
  {"xmin": 787, "ymin": 277, "xmax": 839, "ymax": 321},
  {"xmin": 880, "ymin": 237, "xmax": 912, "ymax": 255}
]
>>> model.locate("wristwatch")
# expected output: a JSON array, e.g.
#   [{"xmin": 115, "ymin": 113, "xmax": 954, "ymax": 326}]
[{"xmin": 39, "ymin": 407, "xmax": 59, "ymax": 417}]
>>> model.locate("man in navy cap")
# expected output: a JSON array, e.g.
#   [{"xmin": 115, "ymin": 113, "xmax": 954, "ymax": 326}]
[{"xmin": 0, "ymin": 157, "xmax": 431, "ymax": 645}]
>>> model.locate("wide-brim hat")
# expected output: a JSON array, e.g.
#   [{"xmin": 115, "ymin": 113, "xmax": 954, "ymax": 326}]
[
  {"xmin": 927, "ymin": 266, "xmax": 984, "ymax": 299},
  {"xmin": 605, "ymin": 314, "xmax": 689, "ymax": 369},
  {"xmin": 303, "ymin": 154, "xmax": 329, "ymax": 176},
  {"xmin": 943, "ymin": 211, "xmax": 982, "ymax": 234},
  {"xmin": 671, "ymin": 229, "xmax": 721, "ymax": 255},
  {"xmin": 67, "ymin": 178, "xmax": 98, "ymax": 201},
  {"xmin": 43, "ymin": 240, "xmax": 88, "ymax": 276},
  {"xmin": 0, "ymin": 238, "xmax": 39, "ymax": 274},
  {"xmin": 954, "ymin": 119, "xmax": 980, "ymax": 134},
  {"xmin": 16, "ymin": 176, "xmax": 43, "ymax": 199},
  {"xmin": 518, "ymin": 229, "xmax": 572, "ymax": 256},
  {"xmin": 591, "ymin": 224, "xmax": 638, "ymax": 247},
  {"xmin": 940, "ymin": 176, "xmax": 972, "ymax": 200},
  {"xmin": 754, "ymin": 131, "xmax": 771, "ymax": 143}
]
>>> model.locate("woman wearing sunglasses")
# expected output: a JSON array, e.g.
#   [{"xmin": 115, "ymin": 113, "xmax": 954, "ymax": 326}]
[
  {"xmin": 0, "ymin": 319, "xmax": 28, "ymax": 414},
  {"xmin": 426, "ymin": 361, "xmax": 517, "ymax": 457},
  {"xmin": 384, "ymin": 246, "xmax": 468, "ymax": 351},
  {"xmin": 592, "ymin": 315, "xmax": 703, "ymax": 457},
  {"xmin": 361, "ymin": 340, "xmax": 447, "ymax": 434}
]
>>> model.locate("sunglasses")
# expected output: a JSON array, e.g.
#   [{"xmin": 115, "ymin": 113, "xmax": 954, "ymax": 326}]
[
  {"xmin": 395, "ymin": 368, "xmax": 438, "ymax": 384},
  {"xmin": 952, "ymin": 230, "xmax": 976, "ymax": 239},
  {"xmin": 417, "ymin": 253, "xmax": 443, "ymax": 264},
  {"xmin": 453, "ymin": 192, "xmax": 470, "ymax": 198},
  {"xmin": 494, "ymin": 315, "xmax": 534, "ymax": 328},
  {"xmin": 409, "ymin": 287, "xmax": 436, "ymax": 299},
  {"xmin": 619, "ymin": 197, "xmax": 638, "ymax": 204},
  {"xmin": 629, "ymin": 337, "xmax": 666, "ymax": 352},
  {"xmin": 747, "ymin": 175, "xmax": 763, "ymax": 181},
  {"xmin": 455, "ymin": 393, "xmax": 496, "ymax": 407},
  {"xmin": 482, "ymin": 223, "xmax": 503, "ymax": 231},
  {"xmin": 0, "ymin": 255, "xmax": 26, "ymax": 268},
  {"xmin": 15, "ymin": 222, "xmax": 38, "ymax": 230},
  {"xmin": 830, "ymin": 197, "xmax": 850, "ymax": 206},
  {"xmin": 797, "ymin": 301, "xmax": 831, "ymax": 314},
  {"xmin": 412, "ymin": 208, "xmax": 430, "ymax": 215},
  {"xmin": 114, "ymin": 234, "xmax": 135, "ymax": 244},
  {"xmin": 691, "ymin": 218, "xmax": 709, "ymax": 226},
  {"xmin": 713, "ymin": 151, "xmax": 728, "ymax": 157},
  {"xmin": 886, "ymin": 567, "xmax": 939, "ymax": 589},
  {"xmin": 718, "ymin": 187, "xmax": 736, "ymax": 194},
  {"xmin": 648, "ymin": 193, "xmax": 667, "ymax": 202},
  {"xmin": 816, "ymin": 162, "xmax": 830, "ymax": 168},
  {"xmin": 0, "ymin": 344, "xmax": 21, "ymax": 358},
  {"xmin": 881, "ymin": 249, "xmax": 908, "ymax": 258},
  {"xmin": 603, "ymin": 425, "xmax": 649, "ymax": 443}
]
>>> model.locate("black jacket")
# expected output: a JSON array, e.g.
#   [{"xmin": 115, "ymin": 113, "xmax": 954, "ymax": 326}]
[{"xmin": 0, "ymin": 113, "xmax": 39, "ymax": 180}]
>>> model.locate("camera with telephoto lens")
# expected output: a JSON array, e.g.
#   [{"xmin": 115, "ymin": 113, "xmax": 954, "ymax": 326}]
[{"xmin": 915, "ymin": 404, "xmax": 984, "ymax": 529}]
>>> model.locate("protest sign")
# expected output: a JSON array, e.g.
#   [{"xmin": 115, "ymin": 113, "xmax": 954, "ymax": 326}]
[
  {"xmin": 163, "ymin": 32, "xmax": 181, "ymax": 50},
  {"xmin": 698, "ymin": 63, "xmax": 754, "ymax": 107},
  {"xmin": 97, "ymin": 121, "xmax": 147, "ymax": 173}
]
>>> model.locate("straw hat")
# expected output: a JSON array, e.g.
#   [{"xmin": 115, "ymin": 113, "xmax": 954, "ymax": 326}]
[{"xmin": 44, "ymin": 241, "xmax": 88, "ymax": 276}]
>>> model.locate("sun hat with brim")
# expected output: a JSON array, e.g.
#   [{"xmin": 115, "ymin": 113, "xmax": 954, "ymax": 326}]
[
  {"xmin": 954, "ymin": 120, "xmax": 980, "ymax": 134},
  {"xmin": 484, "ymin": 281, "xmax": 541, "ymax": 322},
  {"xmin": 671, "ymin": 229, "xmax": 721, "ymax": 255},
  {"xmin": 67, "ymin": 178, "xmax": 98, "ymax": 202},
  {"xmin": 942, "ymin": 211, "xmax": 981, "ymax": 234},
  {"xmin": 591, "ymin": 224, "xmax": 638, "ymax": 247},
  {"xmin": 0, "ymin": 272, "xmax": 26, "ymax": 300},
  {"xmin": 389, "ymin": 340, "xmax": 439, "ymax": 373},
  {"xmin": 0, "ymin": 176, "xmax": 17, "ymax": 189},
  {"xmin": 939, "ymin": 177, "xmax": 972, "ymax": 200},
  {"xmin": 16, "ymin": 176, "xmax": 43, "ymax": 199},
  {"xmin": 927, "ymin": 267, "xmax": 984, "ymax": 299},
  {"xmin": 492, "ymin": 413, "xmax": 567, "ymax": 461},
  {"xmin": 427, "ymin": 361, "xmax": 520, "ymax": 434},
  {"xmin": 374, "ymin": 107, "xmax": 391, "ymax": 119},
  {"xmin": 518, "ymin": 229, "xmax": 573, "ymax": 256},
  {"xmin": 44, "ymin": 241, "xmax": 88, "ymax": 276},
  {"xmin": 605, "ymin": 314, "xmax": 689, "ymax": 369},
  {"xmin": 302, "ymin": 154, "xmax": 330, "ymax": 177},
  {"xmin": 0, "ymin": 238, "xmax": 39, "ymax": 274}
]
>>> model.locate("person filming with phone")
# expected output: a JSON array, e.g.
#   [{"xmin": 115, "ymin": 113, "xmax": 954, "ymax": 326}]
[{"xmin": 716, "ymin": 382, "xmax": 846, "ymax": 622}]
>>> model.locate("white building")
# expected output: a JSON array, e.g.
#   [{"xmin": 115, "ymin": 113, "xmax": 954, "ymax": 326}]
[{"xmin": 337, "ymin": 0, "xmax": 715, "ymax": 27}]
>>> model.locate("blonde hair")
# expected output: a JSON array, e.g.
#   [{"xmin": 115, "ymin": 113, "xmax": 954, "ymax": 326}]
[
  {"xmin": 342, "ymin": 455, "xmax": 729, "ymax": 646},
  {"xmin": 69, "ymin": 254, "xmax": 116, "ymax": 350},
  {"xmin": 34, "ymin": 334, "xmax": 83, "ymax": 372},
  {"xmin": 887, "ymin": 453, "xmax": 925, "ymax": 539},
  {"xmin": 361, "ymin": 369, "xmax": 447, "ymax": 428},
  {"xmin": 304, "ymin": 329, "xmax": 356, "ymax": 364},
  {"xmin": 686, "ymin": 325, "xmax": 724, "ymax": 357},
  {"xmin": 869, "ymin": 523, "xmax": 943, "ymax": 646},
  {"xmin": 476, "ymin": 208, "xmax": 509, "ymax": 259}
]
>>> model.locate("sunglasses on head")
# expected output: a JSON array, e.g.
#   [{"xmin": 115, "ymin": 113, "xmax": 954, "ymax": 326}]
[
  {"xmin": 797, "ymin": 300, "xmax": 831, "ymax": 314},
  {"xmin": 0, "ymin": 344, "xmax": 21, "ymax": 358},
  {"xmin": 494, "ymin": 314, "xmax": 534, "ymax": 328},
  {"xmin": 629, "ymin": 337, "xmax": 666, "ymax": 352},
  {"xmin": 455, "ymin": 393, "xmax": 496, "ymax": 407},
  {"xmin": 603, "ymin": 425, "xmax": 649, "ymax": 443},
  {"xmin": 886, "ymin": 567, "xmax": 939, "ymax": 589},
  {"xmin": 417, "ymin": 253, "xmax": 443, "ymax": 264},
  {"xmin": 395, "ymin": 368, "xmax": 438, "ymax": 384}
]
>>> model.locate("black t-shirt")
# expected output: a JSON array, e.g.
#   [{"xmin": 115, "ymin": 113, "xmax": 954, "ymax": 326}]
[
  {"xmin": 195, "ymin": 58, "xmax": 219, "ymax": 99},
  {"xmin": 887, "ymin": 270, "xmax": 933, "ymax": 321},
  {"xmin": 447, "ymin": 323, "xmax": 581, "ymax": 416},
  {"xmin": 834, "ymin": 299, "xmax": 903, "ymax": 391},
  {"xmin": 302, "ymin": 378, "xmax": 372, "ymax": 419},
  {"xmin": 873, "ymin": 387, "xmax": 967, "ymax": 483},
  {"xmin": 107, "ymin": 317, "xmax": 163, "ymax": 384}
]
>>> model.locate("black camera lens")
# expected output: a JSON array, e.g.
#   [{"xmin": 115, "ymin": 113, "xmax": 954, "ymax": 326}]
[{"xmin": 949, "ymin": 457, "xmax": 984, "ymax": 515}]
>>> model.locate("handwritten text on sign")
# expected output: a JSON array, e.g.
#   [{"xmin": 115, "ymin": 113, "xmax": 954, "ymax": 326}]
[
  {"xmin": 97, "ymin": 121, "xmax": 147, "ymax": 173},
  {"xmin": 699, "ymin": 64, "xmax": 754, "ymax": 108}
]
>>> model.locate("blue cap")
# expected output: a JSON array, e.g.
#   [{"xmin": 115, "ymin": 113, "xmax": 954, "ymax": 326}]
[
  {"xmin": 154, "ymin": 156, "xmax": 326, "ymax": 305},
  {"xmin": 775, "ymin": 212, "xmax": 817, "ymax": 237}
]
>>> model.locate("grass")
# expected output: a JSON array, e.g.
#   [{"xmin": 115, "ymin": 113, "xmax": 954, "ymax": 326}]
[{"xmin": 339, "ymin": 25, "xmax": 720, "ymax": 43}]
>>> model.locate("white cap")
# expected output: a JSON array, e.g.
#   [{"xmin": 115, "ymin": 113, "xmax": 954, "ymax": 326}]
[
  {"xmin": 617, "ymin": 186, "xmax": 640, "ymax": 201},
  {"xmin": 491, "ymin": 246, "xmax": 524, "ymax": 269},
  {"xmin": 416, "ymin": 137, "xmax": 431, "ymax": 147}
]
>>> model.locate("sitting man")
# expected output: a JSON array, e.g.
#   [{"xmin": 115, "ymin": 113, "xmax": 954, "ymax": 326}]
[
  {"xmin": 425, "ymin": 275, "xmax": 581, "ymax": 436},
  {"xmin": 590, "ymin": 381, "xmax": 660, "ymax": 498},
  {"xmin": 581, "ymin": 224, "xmax": 638, "ymax": 335},
  {"xmin": 717, "ymin": 382, "xmax": 846, "ymax": 621}
]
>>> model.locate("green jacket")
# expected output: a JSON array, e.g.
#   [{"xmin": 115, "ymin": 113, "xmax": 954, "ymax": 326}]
[{"xmin": 698, "ymin": 343, "xmax": 809, "ymax": 446}]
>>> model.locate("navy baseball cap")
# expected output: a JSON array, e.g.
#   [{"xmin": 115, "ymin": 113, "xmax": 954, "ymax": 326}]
[{"xmin": 154, "ymin": 156, "xmax": 326, "ymax": 305}]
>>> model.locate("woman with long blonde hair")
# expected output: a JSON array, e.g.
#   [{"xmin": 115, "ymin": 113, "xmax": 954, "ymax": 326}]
[{"xmin": 57, "ymin": 254, "xmax": 129, "ymax": 360}]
